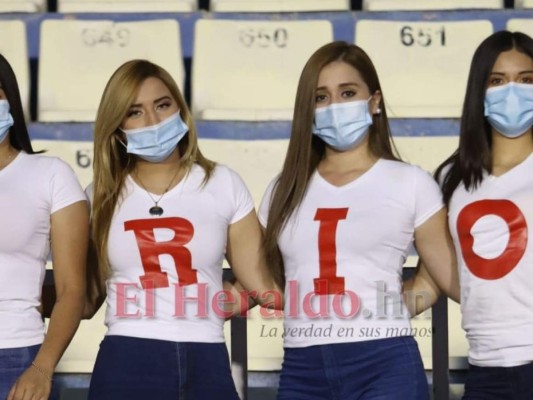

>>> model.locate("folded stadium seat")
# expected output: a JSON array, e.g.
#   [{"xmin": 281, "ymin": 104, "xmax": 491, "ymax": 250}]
[
  {"xmin": 355, "ymin": 20, "xmax": 493, "ymax": 118},
  {"xmin": 58, "ymin": 0, "xmax": 196, "ymax": 13},
  {"xmin": 192, "ymin": 19, "xmax": 333, "ymax": 121},
  {"xmin": 38, "ymin": 19, "xmax": 185, "ymax": 122},
  {"xmin": 0, "ymin": 20, "xmax": 30, "ymax": 117},
  {"xmin": 363, "ymin": 0, "xmax": 503, "ymax": 10},
  {"xmin": 507, "ymin": 19, "xmax": 533, "ymax": 36},
  {"xmin": 210, "ymin": 0, "xmax": 349, "ymax": 12},
  {"xmin": 514, "ymin": 0, "xmax": 533, "ymax": 8},
  {"xmin": 0, "ymin": 0, "xmax": 45, "ymax": 12}
]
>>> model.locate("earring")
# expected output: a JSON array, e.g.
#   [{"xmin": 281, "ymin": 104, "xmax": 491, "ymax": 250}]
[{"xmin": 375, "ymin": 108, "xmax": 382, "ymax": 115}]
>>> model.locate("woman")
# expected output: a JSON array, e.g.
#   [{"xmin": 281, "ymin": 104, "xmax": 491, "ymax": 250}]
[
  {"xmin": 435, "ymin": 31, "xmax": 533, "ymax": 399},
  {"xmin": 259, "ymin": 41, "xmax": 459, "ymax": 399},
  {"xmin": 0, "ymin": 54, "xmax": 88, "ymax": 400},
  {"xmin": 86, "ymin": 59, "xmax": 274, "ymax": 399}
]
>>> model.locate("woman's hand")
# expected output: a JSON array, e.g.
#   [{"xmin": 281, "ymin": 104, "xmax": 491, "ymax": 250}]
[{"xmin": 7, "ymin": 363, "xmax": 53, "ymax": 400}]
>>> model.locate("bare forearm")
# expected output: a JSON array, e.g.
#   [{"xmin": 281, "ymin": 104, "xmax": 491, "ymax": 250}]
[
  {"xmin": 33, "ymin": 292, "xmax": 84, "ymax": 373},
  {"xmin": 403, "ymin": 273, "xmax": 441, "ymax": 316},
  {"xmin": 222, "ymin": 279, "xmax": 256, "ymax": 318}
]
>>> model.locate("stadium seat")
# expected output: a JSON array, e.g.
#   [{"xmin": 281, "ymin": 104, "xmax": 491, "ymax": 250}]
[
  {"xmin": 0, "ymin": 0, "xmax": 45, "ymax": 12},
  {"xmin": 355, "ymin": 20, "xmax": 493, "ymax": 118},
  {"xmin": 192, "ymin": 19, "xmax": 333, "ymax": 121},
  {"xmin": 515, "ymin": 0, "xmax": 533, "ymax": 8},
  {"xmin": 58, "ymin": 0, "xmax": 196, "ymax": 12},
  {"xmin": 0, "ymin": 20, "xmax": 30, "ymax": 117},
  {"xmin": 507, "ymin": 19, "xmax": 533, "ymax": 36},
  {"xmin": 210, "ymin": 0, "xmax": 349, "ymax": 12},
  {"xmin": 362, "ymin": 0, "xmax": 503, "ymax": 11},
  {"xmin": 38, "ymin": 19, "xmax": 185, "ymax": 122}
]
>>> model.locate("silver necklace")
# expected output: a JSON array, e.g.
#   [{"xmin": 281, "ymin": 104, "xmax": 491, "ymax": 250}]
[{"xmin": 135, "ymin": 166, "xmax": 182, "ymax": 216}]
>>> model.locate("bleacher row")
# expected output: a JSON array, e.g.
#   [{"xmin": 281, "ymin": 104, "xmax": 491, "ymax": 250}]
[
  {"xmin": 1, "ymin": 11, "xmax": 533, "ymax": 124},
  {"xmin": 2, "ymin": 0, "xmax": 533, "ymax": 13}
]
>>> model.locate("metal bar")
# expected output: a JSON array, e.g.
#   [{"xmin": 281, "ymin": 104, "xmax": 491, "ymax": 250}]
[{"xmin": 431, "ymin": 296, "xmax": 450, "ymax": 400}]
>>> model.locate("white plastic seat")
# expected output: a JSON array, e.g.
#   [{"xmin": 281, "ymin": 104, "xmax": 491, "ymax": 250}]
[
  {"xmin": 210, "ymin": 0, "xmax": 349, "ymax": 12},
  {"xmin": 507, "ymin": 19, "xmax": 533, "ymax": 36},
  {"xmin": 58, "ymin": 0, "xmax": 196, "ymax": 12},
  {"xmin": 0, "ymin": 0, "xmax": 45, "ymax": 12},
  {"xmin": 38, "ymin": 19, "xmax": 185, "ymax": 122},
  {"xmin": 192, "ymin": 19, "xmax": 333, "ymax": 121},
  {"xmin": 363, "ymin": 0, "xmax": 503, "ymax": 10},
  {"xmin": 0, "ymin": 20, "xmax": 30, "ymax": 117},
  {"xmin": 515, "ymin": 0, "xmax": 533, "ymax": 8},
  {"xmin": 355, "ymin": 20, "xmax": 493, "ymax": 118}
]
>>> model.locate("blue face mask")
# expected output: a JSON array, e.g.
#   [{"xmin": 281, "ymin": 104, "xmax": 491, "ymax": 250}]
[
  {"xmin": 484, "ymin": 82, "xmax": 533, "ymax": 138},
  {"xmin": 0, "ymin": 100, "xmax": 14, "ymax": 145},
  {"xmin": 312, "ymin": 99, "xmax": 373, "ymax": 151},
  {"xmin": 121, "ymin": 112, "xmax": 189, "ymax": 163}
]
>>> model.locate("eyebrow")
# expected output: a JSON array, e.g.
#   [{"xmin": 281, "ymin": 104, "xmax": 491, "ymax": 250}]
[
  {"xmin": 129, "ymin": 95, "xmax": 172, "ymax": 108},
  {"xmin": 490, "ymin": 70, "xmax": 533, "ymax": 75},
  {"xmin": 316, "ymin": 82, "xmax": 360, "ymax": 91}
]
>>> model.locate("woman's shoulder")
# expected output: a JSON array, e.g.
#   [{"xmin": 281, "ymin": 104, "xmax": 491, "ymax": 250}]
[
  {"xmin": 193, "ymin": 162, "xmax": 243, "ymax": 184},
  {"xmin": 378, "ymin": 158, "xmax": 423, "ymax": 175},
  {"xmin": 20, "ymin": 153, "xmax": 74, "ymax": 175},
  {"xmin": 379, "ymin": 159, "xmax": 437, "ymax": 186}
]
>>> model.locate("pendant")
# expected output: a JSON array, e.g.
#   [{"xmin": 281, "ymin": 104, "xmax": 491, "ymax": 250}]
[{"xmin": 149, "ymin": 205, "xmax": 164, "ymax": 216}]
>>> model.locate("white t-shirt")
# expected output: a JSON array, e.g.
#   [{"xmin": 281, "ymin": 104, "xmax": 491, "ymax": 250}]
[
  {"xmin": 98, "ymin": 164, "xmax": 254, "ymax": 343},
  {"xmin": 448, "ymin": 153, "xmax": 533, "ymax": 367},
  {"xmin": 0, "ymin": 152, "xmax": 86, "ymax": 349},
  {"xmin": 259, "ymin": 159, "xmax": 443, "ymax": 348}
]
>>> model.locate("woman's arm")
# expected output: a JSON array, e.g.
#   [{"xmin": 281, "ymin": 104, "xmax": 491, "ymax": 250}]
[
  {"xmin": 82, "ymin": 238, "xmax": 107, "ymax": 319},
  {"xmin": 403, "ymin": 260, "xmax": 442, "ymax": 317},
  {"xmin": 225, "ymin": 210, "xmax": 282, "ymax": 313},
  {"xmin": 408, "ymin": 208, "xmax": 460, "ymax": 316},
  {"xmin": 8, "ymin": 200, "xmax": 89, "ymax": 400}
]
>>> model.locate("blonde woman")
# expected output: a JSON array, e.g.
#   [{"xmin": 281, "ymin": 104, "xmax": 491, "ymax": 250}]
[{"xmin": 86, "ymin": 60, "xmax": 274, "ymax": 399}]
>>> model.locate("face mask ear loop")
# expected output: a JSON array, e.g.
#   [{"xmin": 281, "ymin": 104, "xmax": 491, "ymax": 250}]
[{"xmin": 115, "ymin": 130, "xmax": 128, "ymax": 149}]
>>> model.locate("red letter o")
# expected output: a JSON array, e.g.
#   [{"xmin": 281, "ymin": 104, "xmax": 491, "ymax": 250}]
[{"xmin": 457, "ymin": 199, "xmax": 527, "ymax": 280}]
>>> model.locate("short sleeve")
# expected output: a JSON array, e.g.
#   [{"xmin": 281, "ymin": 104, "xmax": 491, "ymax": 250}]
[
  {"xmin": 49, "ymin": 159, "xmax": 86, "ymax": 214},
  {"xmin": 258, "ymin": 177, "xmax": 278, "ymax": 228},
  {"xmin": 226, "ymin": 168, "xmax": 255, "ymax": 225},
  {"xmin": 84, "ymin": 183, "xmax": 94, "ymax": 207},
  {"xmin": 413, "ymin": 166, "xmax": 444, "ymax": 228}
]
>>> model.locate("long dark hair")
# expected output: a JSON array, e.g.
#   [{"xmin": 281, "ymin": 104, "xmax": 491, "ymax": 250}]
[
  {"xmin": 263, "ymin": 41, "xmax": 400, "ymax": 288},
  {"xmin": 436, "ymin": 31, "xmax": 533, "ymax": 205},
  {"xmin": 0, "ymin": 54, "xmax": 36, "ymax": 154}
]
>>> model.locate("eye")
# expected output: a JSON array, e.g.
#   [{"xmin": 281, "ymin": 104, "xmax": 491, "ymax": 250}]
[
  {"xmin": 315, "ymin": 93, "xmax": 327, "ymax": 103},
  {"xmin": 519, "ymin": 75, "xmax": 533, "ymax": 84},
  {"xmin": 156, "ymin": 101, "xmax": 171, "ymax": 110},
  {"xmin": 488, "ymin": 77, "xmax": 504, "ymax": 86},
  {"xmin": 126, "ymin": 108, "xmax": 142, "ymax": 118},
  {"xmin": 341, "ymin": 90, "xmax": 356, "ymax": 98}
]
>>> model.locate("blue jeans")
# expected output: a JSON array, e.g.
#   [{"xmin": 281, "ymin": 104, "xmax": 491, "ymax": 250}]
[
  {"xmin": 0, "ymin": 345, "xmax": 40, "ymax": 399},
  {"xmin": 88, "ymin": 335, "xmax": 239, "ymax": 400},
  {"xmin": 277, "ymin": 336, "xmax": 429, "ymax": 400},
  {"xmin": 463, "ymin": 362, "xmax": 533, "ymax": 399}
]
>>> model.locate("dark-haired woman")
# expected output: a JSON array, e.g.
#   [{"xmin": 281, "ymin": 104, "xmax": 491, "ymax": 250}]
[
  {"xmin": 436, "ymin": 30, "xmax": 533, "ymax": 399},
  {"xmin": 260, "ymin": 41, "xmax": 459, "ymax": 399},
  {"xmin": 0, "ymin": 54, "xmax": 88, "ymax": 400}
]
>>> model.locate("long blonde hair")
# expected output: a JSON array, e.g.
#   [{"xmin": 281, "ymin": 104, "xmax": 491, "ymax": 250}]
[
  {"xmin": 264, "ymin": 42, "xmax": 400, "ymax": 288},
  {"xmin": 91, "ymin": 59, "xmax": 214, "ymax": 277}
]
